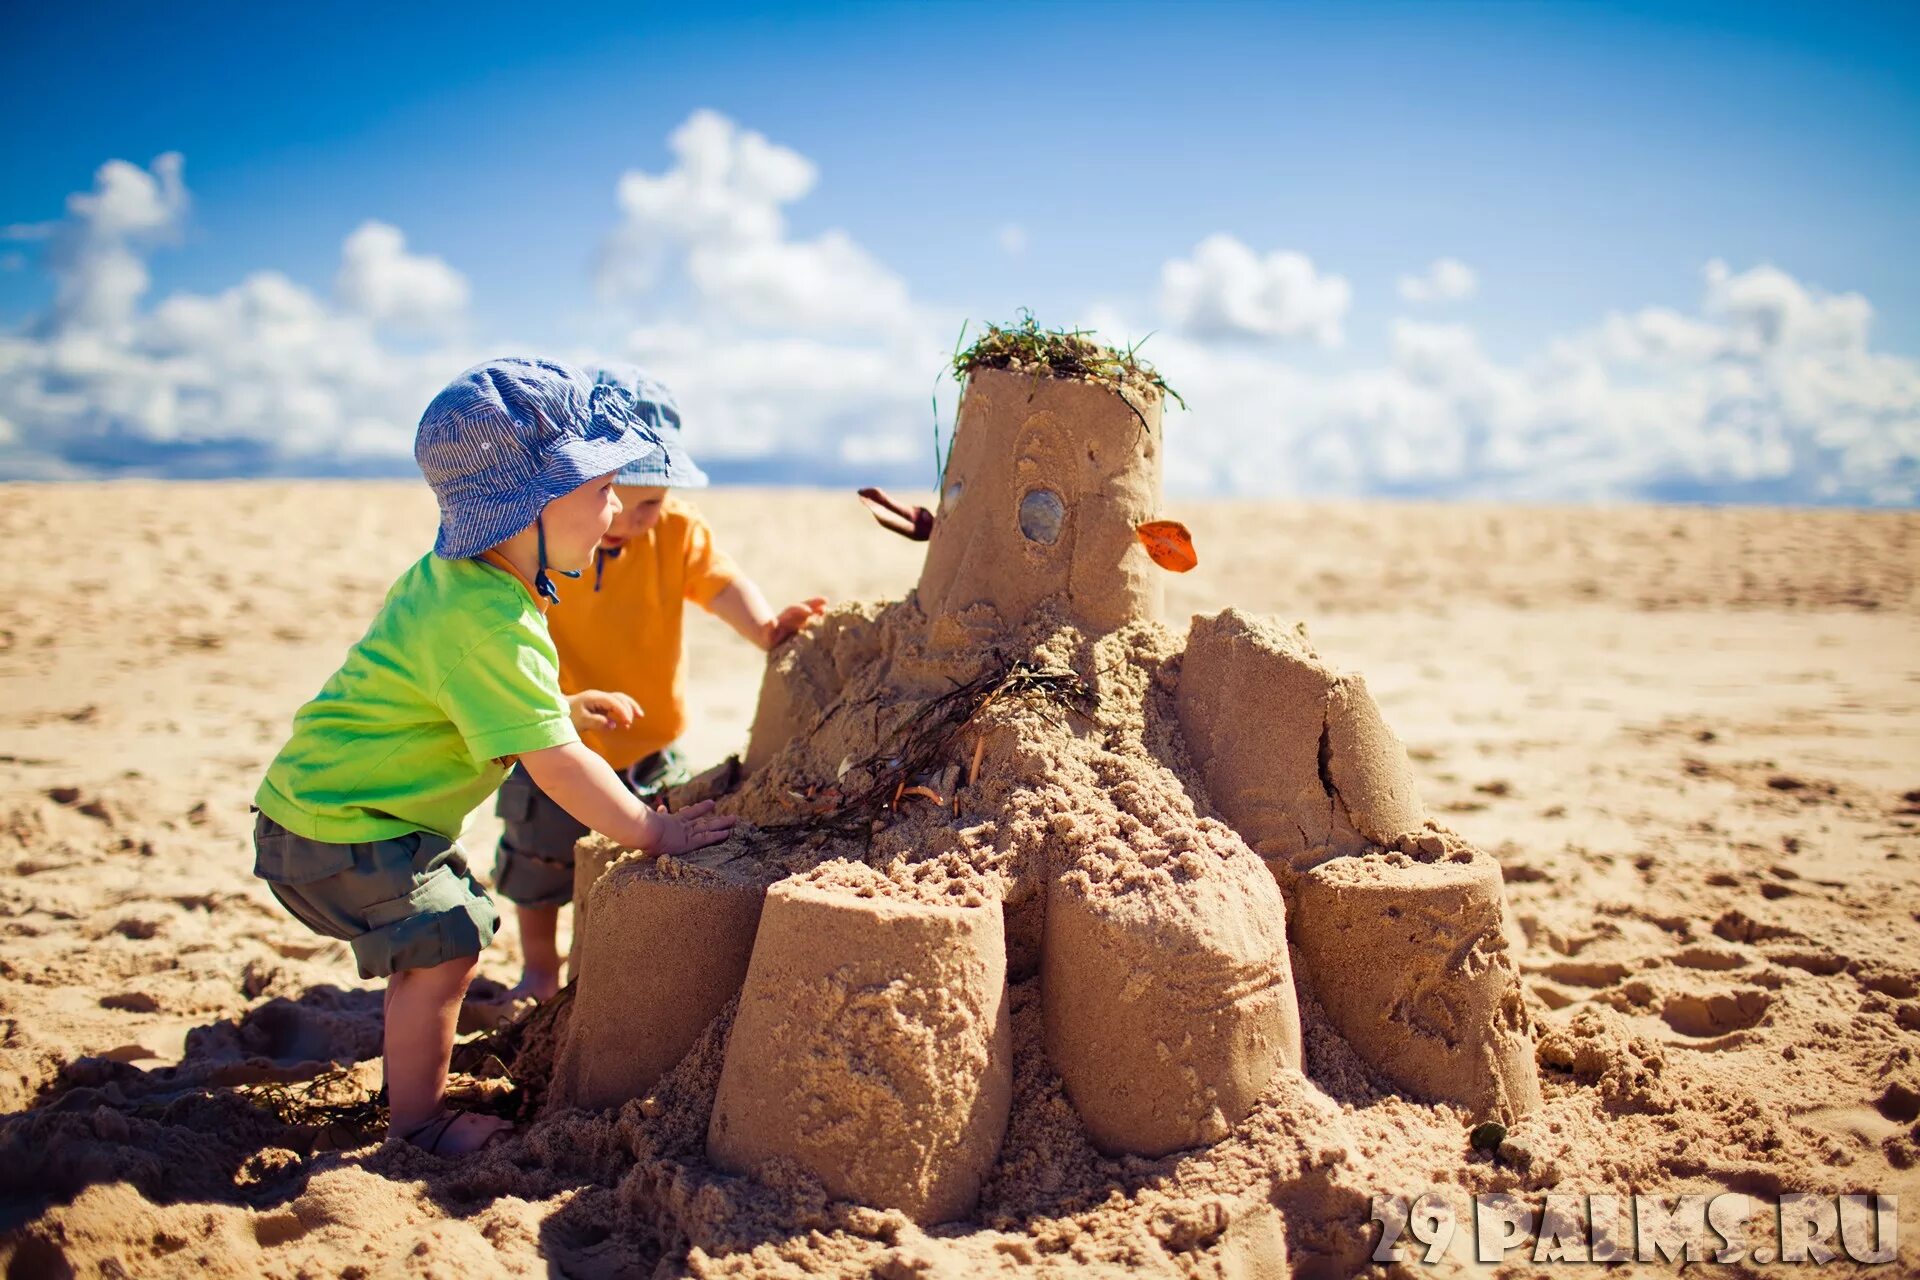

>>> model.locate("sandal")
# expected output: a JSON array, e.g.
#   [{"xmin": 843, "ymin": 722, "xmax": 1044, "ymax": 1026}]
[{"xmin": 396, "ymin": 1108, "xmax": 510, "ymax": 1156}]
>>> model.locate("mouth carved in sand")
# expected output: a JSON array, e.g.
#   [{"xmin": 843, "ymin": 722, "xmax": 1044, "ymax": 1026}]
[{"xmin": 550, "ymin": 360, "xmax": 1542, "ymax": 1225}]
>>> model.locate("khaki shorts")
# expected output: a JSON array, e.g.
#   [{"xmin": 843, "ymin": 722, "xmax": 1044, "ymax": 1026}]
[
  {"xmin": 252, "ymin": 811, "xmax": 497, "ymax": 979},
  {"xmin": 490, "ymin": 746, "xmax": 690, "ymax": 907}
]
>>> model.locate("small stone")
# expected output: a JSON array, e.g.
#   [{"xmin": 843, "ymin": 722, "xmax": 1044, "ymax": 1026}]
[{"xmin": 1469, "ymin": 1121, "xmax": 1506, "ymax": 1151}]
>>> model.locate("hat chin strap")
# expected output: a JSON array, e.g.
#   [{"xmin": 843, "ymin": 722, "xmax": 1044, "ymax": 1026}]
[{"xmin": 534, "ymin": 517, "xmax": 582, "ymax": 604}]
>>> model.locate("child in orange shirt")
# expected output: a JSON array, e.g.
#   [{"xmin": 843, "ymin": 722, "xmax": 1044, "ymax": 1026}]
[{"xmin": 489, "ymin": 364, "xmax": 824, "ymax": 1001}]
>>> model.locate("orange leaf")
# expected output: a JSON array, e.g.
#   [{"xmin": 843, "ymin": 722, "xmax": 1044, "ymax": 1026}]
[{"xmin": 1135, "ymin": 519, "xmax": 1198, "ymax": 573}]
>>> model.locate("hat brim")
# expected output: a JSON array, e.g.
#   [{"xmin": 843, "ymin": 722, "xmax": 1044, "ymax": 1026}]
[
  {"xmin": 614, "ymin": 448, "xmax": 709, "ymax": 489},
  {"xmin": 433, "ymin": 430, "xmax": 665, "ymax": 559}
]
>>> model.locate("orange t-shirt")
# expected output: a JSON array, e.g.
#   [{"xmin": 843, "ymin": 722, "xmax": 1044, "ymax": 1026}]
[{"xmin": 546, "ymin": 497, "xmax": 739, "ymax": 769}]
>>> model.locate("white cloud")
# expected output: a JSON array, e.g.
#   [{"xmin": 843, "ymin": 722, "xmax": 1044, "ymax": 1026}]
[
  {"xmin": 1398, "ymin": 257, "xmax": 1477, "ymax": 304},
  {"xmin": 598, "ymin": 108, "xmax": 912, "ymax": 335},
  {"xmin": 1, "ymin": 130, "xmax": 1914, "ymax": 508},
  {"xmin": 589, "ymin": 110, "xmax": 950, "ymax": 475},
  {"xmin": 1146, "ymin": 259, "xmax": 1919, "ymax": 504},
  {"xmin": 1159, "ymin": 234, "xmax": 1351, "ymax": 345},
  {"xmin": 40, "ymin": 152, "xmax": 188, "ymax": 333},
  {"xmin": 616, "ymin": 320, "xmax": 945, "ymax": 479},
  {"xmin": 997, "ymin": 224, "xmax": 1028, "ymax": 256},
  {"xmin": 334, "ymin": 220, "xmax": 470, "ymax": 331},
  {"xmin": 0, "ymin": 121, "xmax": 947, "ymax": 486},
  {"xmin": 0, "ymin": 157, "xmax": 470, "ymax": 476}
]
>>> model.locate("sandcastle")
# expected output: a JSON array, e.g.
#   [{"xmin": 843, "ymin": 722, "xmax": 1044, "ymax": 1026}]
[{"xmin": 551, "ymin": 320, "xmax": 1540, "ymax": 1224}]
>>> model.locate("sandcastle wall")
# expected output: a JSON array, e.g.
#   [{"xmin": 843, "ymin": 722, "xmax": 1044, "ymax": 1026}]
[
  {"xmin": 1176, "ymin": 609, "xmax": 1426, "ymax": 881},
  {"xmin": 1042, "ymin": 850, "xmax": 1301, "ymax": 1156},
  {"xmin": 707, "ymin": 875, "xmax": 1011, "ymax": 1224},
  {"xmin": 745, "ymin": 603, "xmax": 887, "ymax": 775},
  {"xmin": 550, "ymin": 848, "xmax": 772, "ymax": 1112},
  {"xmin": 1175, "ymin": 607, "xmax": 1539, "ymax": 1120},
  {"xmin": 1295, "ymin": 846, "xmax": 1542, "ymax": 1122},
  {"xmin": 565, "ymin": 835, "xmax": 624, "ymax": 979}
]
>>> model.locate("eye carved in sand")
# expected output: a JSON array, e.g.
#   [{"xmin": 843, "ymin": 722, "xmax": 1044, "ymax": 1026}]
[{"xmin": 1018, "ymin": 489, "xmax": 1065, "ymax": 544}]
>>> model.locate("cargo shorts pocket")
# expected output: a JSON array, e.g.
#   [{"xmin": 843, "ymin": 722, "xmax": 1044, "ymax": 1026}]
[
  {"xmin": 494, "ymin": 767, "xmax": 536, "ymax": 823},
  {"xmin": 352, "ymin": 849, "xmax": 498, "ymax": 979},
  {"xmin": 252, "ymin": 814, "xmax": 356, "ymax": 884}
]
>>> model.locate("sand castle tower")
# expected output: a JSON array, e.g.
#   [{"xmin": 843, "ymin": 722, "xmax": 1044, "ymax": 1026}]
[{"xmin": 551, "ymin": 319, "xmax": 1539, "ymax": 1225}]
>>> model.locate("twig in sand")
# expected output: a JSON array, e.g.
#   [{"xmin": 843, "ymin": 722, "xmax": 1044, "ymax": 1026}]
[{"xmin": 759, "ymin": 658, "xmax": 1094, "ymax": 844}]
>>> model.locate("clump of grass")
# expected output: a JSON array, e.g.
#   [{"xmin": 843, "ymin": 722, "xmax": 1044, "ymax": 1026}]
[{"xmin": 952, "ymin": 309, "xmax": 1185, "ymax": 410}]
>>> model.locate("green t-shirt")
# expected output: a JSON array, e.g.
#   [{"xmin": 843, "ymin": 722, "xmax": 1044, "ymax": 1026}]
[{"xmin": 255, "ymin": 553, "xmax": 579, "ymax": 843}]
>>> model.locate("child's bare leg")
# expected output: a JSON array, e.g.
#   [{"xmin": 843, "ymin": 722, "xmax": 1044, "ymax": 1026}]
[
  {"xmin": 386, "ymin": 953, "xmax": 510, "ymax": 1153},
  {"xmin": 506, "ymin": 904, "xmax": 563, "ymax": 1001}
]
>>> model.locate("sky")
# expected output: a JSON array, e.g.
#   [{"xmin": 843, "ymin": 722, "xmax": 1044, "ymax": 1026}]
[{"xmin": 1, "ymin": 0, "xmax": 1916, "ymax": 501}]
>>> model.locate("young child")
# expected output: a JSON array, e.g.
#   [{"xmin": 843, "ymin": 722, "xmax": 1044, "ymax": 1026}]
[
  {"xmin": 489, "ymin": 362, "xmax": 824, "ymax": 1002},
  {"xmin": 251, "ymin": 357, "xmax": 736, "ymax": 1156}
]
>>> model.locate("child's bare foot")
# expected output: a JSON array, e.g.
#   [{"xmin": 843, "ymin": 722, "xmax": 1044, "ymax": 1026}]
[
  {"xmin": 455, "ymin": 977, "xmax": 545, "ymax": 1033},
  {"xmin": 504, "ymin": 967, "xmax": 561, "ymax": 1002},
  {"xmin": 394, "ymin": 1109, "xmax": 511, "ymax": 1156}
]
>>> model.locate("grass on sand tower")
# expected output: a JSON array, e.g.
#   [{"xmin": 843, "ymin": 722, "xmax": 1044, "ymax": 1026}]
[{"xmin": 952, "ymin": 310, "xmax": 1184, "ymax": 411}]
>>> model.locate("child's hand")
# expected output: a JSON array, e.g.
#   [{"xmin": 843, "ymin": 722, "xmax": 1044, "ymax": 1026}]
[
  {"xmin": 764, "ymin": 597, "xmax": 827, "ymax": 649},
  {"xmin": 568, "ymin": 690, "xmax": 643, "ymax": 732},
  {"xmin": 647, "ymin": 798, "xmax": 738, "ymax": 856}
]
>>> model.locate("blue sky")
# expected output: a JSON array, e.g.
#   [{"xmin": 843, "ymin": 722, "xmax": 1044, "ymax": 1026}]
[{"xmin": 3, "ymin": 1, "xmax": 1917, "ymax": 500}]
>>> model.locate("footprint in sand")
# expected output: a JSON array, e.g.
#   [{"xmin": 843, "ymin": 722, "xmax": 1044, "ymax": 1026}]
[
  {"xmin": 1858, "ymin": 970, "xmax": 1918, "ymax": 1000},
  {"xmin": 1659, "ymin": 988, "xmax": 1772, "ymax": 1038},
  {"xmin": 99, "ymin": 991, "xmax": 162, "ymax": 1013},
  {"xmin": 1712, "ymin": 909, "xmax": 1802, "ymax": 945},
  {"xmin": 1539, "ymin": 959, "xmax": 1632, "ymax": 988},
  {"xmin": 1669, "ymin": 945, "xmax": 1752, "ymax": 972}
]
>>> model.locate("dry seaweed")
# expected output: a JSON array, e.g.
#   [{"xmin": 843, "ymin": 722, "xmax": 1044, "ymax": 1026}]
[
  {"xmin": 762, "ymin": 656, "xmax": 1095, "ymax": 843},
  {"xmin": 241, "ymin": 1066, "xmax": 387, "ymax": 1139}
]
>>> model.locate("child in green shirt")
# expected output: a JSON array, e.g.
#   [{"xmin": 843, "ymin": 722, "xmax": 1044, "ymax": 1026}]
[{"xmin": 253, "ymin": 357, "xmax": 736, "ymax": 1156}]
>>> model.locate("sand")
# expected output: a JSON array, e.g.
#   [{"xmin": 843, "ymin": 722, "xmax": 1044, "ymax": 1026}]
[{"xmin": 0, "ymin": 478, "xmax": 1916, "ymax": 1276}]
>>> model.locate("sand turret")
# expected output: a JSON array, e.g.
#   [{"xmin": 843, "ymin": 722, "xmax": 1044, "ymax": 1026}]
[
  {"xmin": 707, "ymin": 871, "xmax": 1011, "ymax": 1223},
  {"xmin": 917, "ymin": 364, "xmax": 1164, "ymax": 644}
]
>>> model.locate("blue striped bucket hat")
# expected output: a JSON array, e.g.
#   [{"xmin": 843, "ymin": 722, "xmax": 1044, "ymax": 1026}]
[
  {"xmin": 416, "ymin": 357, "xmax": 666, "ymax": 560},
  {"xmin": 590, "ymin": 362, "xmax": 709, "ymax": 489}
]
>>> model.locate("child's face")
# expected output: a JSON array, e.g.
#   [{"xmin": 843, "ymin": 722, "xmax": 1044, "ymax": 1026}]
[
  {"xmin": 542, "ymin": 472, "xmax": 624, "ymax": 572},
  {"xmin": 600, "ymin": 485, "xmax": 669, "ymax": 549}
]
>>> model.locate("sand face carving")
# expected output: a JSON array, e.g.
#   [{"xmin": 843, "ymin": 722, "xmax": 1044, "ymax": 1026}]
[{"xmin": 555, "ymin": 342, "xmax": 1540, "ymax": 1223}]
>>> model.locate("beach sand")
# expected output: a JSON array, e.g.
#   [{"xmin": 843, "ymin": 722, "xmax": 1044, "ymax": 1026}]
[{"xmin": 1, "ymin": 482, "xmax": 1916, "ymax": 1275}]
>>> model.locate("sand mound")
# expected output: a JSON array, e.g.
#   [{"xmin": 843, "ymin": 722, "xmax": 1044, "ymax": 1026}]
[{"xmin": 560, "ymin": 355, "xmax": 1538, "ymax": 1250}]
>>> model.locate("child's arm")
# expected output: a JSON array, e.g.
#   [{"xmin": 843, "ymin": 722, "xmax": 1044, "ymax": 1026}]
[
  {"xmin": 518, "ymin": 740, "xmax": 734, "ymax": 854},
  {"xmin": 707, "ymin": 578, "xmax": 826, "ymax": 652}
]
